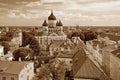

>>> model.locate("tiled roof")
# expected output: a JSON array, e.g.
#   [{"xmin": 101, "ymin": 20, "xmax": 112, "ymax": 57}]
[
  {"xmin": 0, "ymin": 61, "xmax": 30, "ymax": 74},
  {"xmin": 72, "ymin": 48, "xmax": 87, "ymax": 76},
  {"xmin": 72, "ymin": 48, "xmax": 109, "ymax": 80}
]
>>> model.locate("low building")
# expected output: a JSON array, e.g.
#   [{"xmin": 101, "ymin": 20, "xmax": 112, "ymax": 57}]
[
  {"xmin": 0, "ymin": 61, "xmax": 34, "ymax": 80},
  {"xmin": 57, "ymin": 51, "xmax": 74, "ymax": 71}
]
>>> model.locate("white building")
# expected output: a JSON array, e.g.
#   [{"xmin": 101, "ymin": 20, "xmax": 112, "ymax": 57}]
[{"xmin": 0, "ymin": 61, "xmax": 34, "ymax": 80}]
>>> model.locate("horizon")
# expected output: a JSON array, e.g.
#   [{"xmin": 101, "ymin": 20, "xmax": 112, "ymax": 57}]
[{"xmin": 0, "ymin": 0, "xmax": 120, "ymax": 26}]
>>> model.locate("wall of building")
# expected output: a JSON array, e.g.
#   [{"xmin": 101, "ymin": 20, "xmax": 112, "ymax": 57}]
[
  {"xmin": 0, "ymin": 73, "xmax": 18, "ymax": 80},
  {"xmin": 58, "ymin": 58, "xmax": 72, "ymax": 71},
  {"xmin": 18, "ymin": 62, "xmax": 34, "ymax": 80}
]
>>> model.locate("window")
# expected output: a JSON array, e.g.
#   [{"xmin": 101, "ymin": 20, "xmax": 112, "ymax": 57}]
[
  {"xmin": 70, "ymin": 61, "xmax": 72, "ymax": 63},
  {"xmin": 2, "ymin": 77, "xmax": 6, "ymax": 80},
  {"xmin": 21, "ymin": 74, "xmax": 23, "ymax": 78},
  {"xmin": 11, "ymin": 77, "xmax": 14, "ymax": 80}
]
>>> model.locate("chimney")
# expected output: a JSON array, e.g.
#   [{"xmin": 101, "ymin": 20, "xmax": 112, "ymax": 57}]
[{"xmin": 19, "ymin": 57, "xmax": 22, "ymax": 62}]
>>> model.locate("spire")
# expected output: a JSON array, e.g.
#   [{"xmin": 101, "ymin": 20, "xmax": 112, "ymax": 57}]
[
  {"xmin": 42, "ymin": 20, "xmax": 48, "ymax": 26},
  {"xmin": 58, "ymin": 20, "xmax": 63, "ymax": 26},
  {"xmin": 48, "ymin": 10, "xmax": 56, "ymax": 20}
]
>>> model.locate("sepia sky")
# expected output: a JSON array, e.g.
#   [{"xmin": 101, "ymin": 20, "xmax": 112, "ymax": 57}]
[{"xmin": 0, "ymin": 0, "xmax": 120, "ymax": 26}]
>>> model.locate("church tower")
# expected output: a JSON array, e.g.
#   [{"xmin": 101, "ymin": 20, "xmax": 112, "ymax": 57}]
[
  {"xmin": 57, "ymin": 20, "xmax": 63, "ymax": 31},
  {"xmin": 48, "ymin": 11, "xmax": 57, "ymax": 28},
  {"xmin": 42, "ymin": 20, "xmax": 48, "ymax": 35}
]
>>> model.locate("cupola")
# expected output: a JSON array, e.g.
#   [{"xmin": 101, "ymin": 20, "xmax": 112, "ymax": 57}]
[
  {"xmin": 42, "ymin": 20, "xmax": 48, "ymax": 26},
  {"xmin": 48, "ymin": 11, "xmax": 56, "ymax": 20}
]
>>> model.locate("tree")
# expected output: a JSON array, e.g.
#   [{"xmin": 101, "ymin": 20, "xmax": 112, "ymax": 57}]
[
  {"xmin": 22, "ymin": 31, "xmax": 41, "ymax": 56},
  {"xmin": 36, "ymin": 59, "xmax": 66, "ymax": 80},
  {"xmin": 1, "ymin": 42, "xmax": 10, "ymax": 55},
  {"xmin": 0, "ymin": 32, "xmax": 14, "ymax": 41},
  {"xmin": 36, "ymin": 65, "xmax": 52, "ymax": 80},
  {"xmin": 6, "ymin": 32, "xmax": 14, "ymax": 38},
  {"xmin": 70, "ymin": 31, "xmax": 98, "ymax": 44},
  {"xmin": 28, "ymin": 36, "xmax": 41, "ymax": 56},
  {"xmin": 84, "ymin": 31, "xmax": 98, "ymax": 41},
  {"xmin": 13, "ymin": 47, "xmax": 33, "ymax": 61},
  {"xmin": 48, "ymin": 59, "xmax": 66, "ymax": 80},
  {"xmin": 22, "ymin": 31, "xmax": 30, "ymax": 46},
  {"xmin": 79, "ymin": 32, "xmax": 85, "ymax": 41},
  {"xmin": 28, "ymin": 29, "xmax": 37, "ymax": 36},
  {"xmin": 0, "ymin": 35, "xmax": 12, "ymax": 41}
]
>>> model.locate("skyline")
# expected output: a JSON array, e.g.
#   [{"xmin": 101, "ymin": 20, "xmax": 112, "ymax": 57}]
[{"xmin": 0, "ymin": 0, "xmax": 120, "ymax": 26}]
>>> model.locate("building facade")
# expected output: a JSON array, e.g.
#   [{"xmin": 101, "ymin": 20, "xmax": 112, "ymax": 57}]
[
  {"xmin": 36, "ymin": 11, "xmax": 67, "ymax": 50},
  {"xmin": 0, "ymin": 61, "xmax": 34, "ymax": 80}
]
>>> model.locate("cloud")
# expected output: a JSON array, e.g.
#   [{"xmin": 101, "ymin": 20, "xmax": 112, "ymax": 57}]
[{"xmin": 0, "ymin": 0, "xmax": 120, "ymax": 26}]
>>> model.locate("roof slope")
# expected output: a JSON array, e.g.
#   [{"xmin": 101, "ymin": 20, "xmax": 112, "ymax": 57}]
[
  {"xmin": 72, "ymin": 48, "xmax": 109, "ymax": 80},
  {"xmin": 0, "ymin": 61, "xmax": 30, "ymax": 75}
]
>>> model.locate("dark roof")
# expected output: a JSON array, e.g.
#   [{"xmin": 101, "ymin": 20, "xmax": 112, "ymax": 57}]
[
  {"xmin": 48, "ymin": 11, "xmax": 56, "ymax": 20},
  {"xmin": 0, "ymin": 61, "xmax": 32, "ymax": 74},
  {"xmin": 42, "ymin": 20, "xmax": 48, "ymax": 26},
  {"xmin": 57, "ymin": 20, "xmax": 63, "ymax": 26}
]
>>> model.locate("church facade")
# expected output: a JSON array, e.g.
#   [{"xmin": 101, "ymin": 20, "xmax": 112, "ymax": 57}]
[{"xmin": 36, "ymin": 11, "xmax": 67, "ymax": 50}]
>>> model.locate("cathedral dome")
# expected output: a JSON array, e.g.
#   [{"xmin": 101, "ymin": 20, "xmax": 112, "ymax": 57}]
[
  {"xmin": 48, "ymin": 11, "xmax": 56, "ymax": 20},
  {"xmin": 57, "ymin": 20, "xmax": 63, "ymax": 26},
  {"xmin": 42, "ymin": 20, "xmax": 48, "ymax": 26}
]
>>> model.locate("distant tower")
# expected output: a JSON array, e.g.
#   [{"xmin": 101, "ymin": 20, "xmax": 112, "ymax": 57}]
[
  {"xmin": 57, "ymin": 20, "xmax": 63, "ymax": 31},
  {"xmin": 48, "ymin": 10, "xmax": 57, "ymax": 28}
]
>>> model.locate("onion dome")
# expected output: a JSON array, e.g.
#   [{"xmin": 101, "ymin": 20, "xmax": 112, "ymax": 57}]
[
  {"xmin": 58, "ymin": 20, "xmax": 63, "ymax": 26},
  {"xmin": 42, "ymin": 20, "xmax": 48, "ymax": 26},
  {"xmin": 48, "ymin": 11, "xmax": 56, "ymax": 20},
  {"xmin": 56, "ymin": 21, "xmax": 59, "ymax": 26}
]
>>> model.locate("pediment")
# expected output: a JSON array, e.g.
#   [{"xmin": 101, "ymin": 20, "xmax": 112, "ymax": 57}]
[{"xmin": 49, "ymin": 33, "xmax": 58, "ymax": 36}]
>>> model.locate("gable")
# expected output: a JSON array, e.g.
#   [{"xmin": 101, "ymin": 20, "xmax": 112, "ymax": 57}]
[{"xmin": 49, "ymin": 32, "xmax": 58, "ymax": 36}]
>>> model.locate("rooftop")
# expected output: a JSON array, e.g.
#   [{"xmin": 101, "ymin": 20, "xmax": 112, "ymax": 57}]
[{"xmin": 0, "ymin": 61, "xmax": 32, "ymax": 75}]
